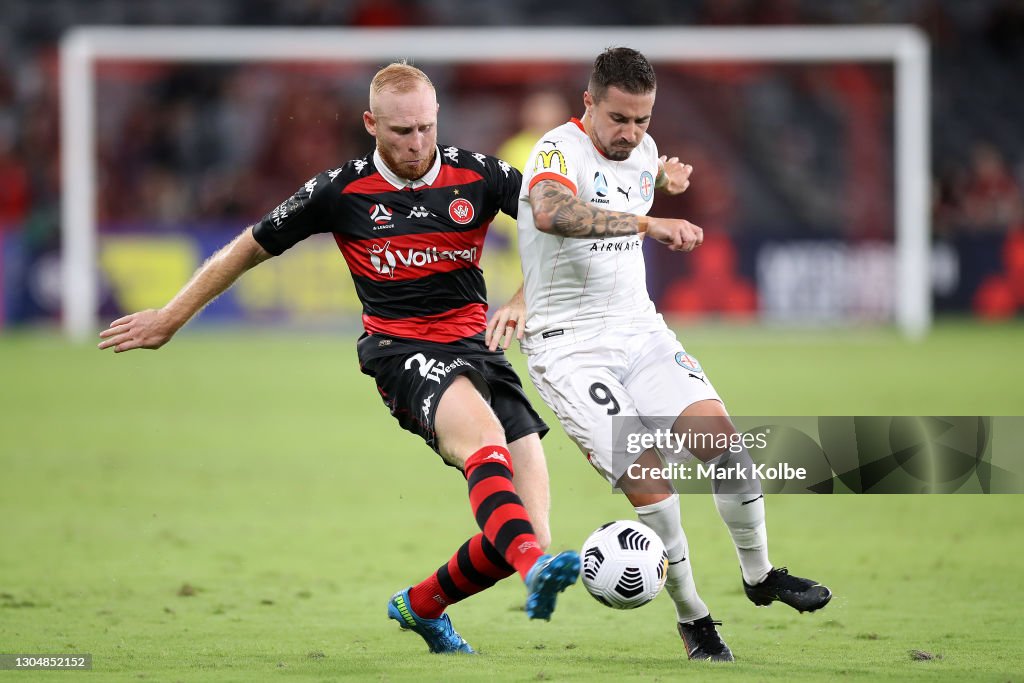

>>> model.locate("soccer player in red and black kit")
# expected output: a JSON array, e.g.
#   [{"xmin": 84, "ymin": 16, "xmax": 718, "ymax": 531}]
[{"xmin": 98, "ymin": 62, "xmax": 580, "ymax": 654}]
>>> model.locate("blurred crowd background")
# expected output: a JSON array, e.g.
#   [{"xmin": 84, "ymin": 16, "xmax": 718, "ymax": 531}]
[{"xmin": 1, "ymin": 0, "xmax": 1023, "ymax": 327}]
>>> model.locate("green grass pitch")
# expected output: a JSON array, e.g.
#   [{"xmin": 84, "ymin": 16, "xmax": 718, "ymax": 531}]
[{"xmin": 1, "ymin": 320, "xmax": 1022, "ymax": 681}]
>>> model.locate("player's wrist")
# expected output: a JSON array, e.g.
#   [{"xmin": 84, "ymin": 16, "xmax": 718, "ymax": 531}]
[
  {"xmin": 638, "ymin": 216, "xmax": 649, "ymax": 234},
  {"xmin": 654, "ymin": 169, "xmax": 667, "ymax": 190},
  {"xmin": 158, "ymin": 304, "xmax": 190, "ymax": 332}
]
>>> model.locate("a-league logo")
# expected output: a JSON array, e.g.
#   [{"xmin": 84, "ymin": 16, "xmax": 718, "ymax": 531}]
[
  {"xmin": 369, "ymin": 203, "xmax": 393, "ymax": 225},
  {"xmin": 448, "ymin": 198, "xmax": 474, "ymax": 224},
  {"xmin": 367, "ymin": 241, "xmax": 397, "ymax": 278}
]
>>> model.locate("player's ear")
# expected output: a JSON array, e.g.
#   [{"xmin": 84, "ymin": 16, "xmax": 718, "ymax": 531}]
[
  {"xmin": 363, "ymin": 110, "xmax": 376, "ymax": 136},
  {"xmin": 583, "ymin": 90, "xmax": 593, "ymax": 112}
]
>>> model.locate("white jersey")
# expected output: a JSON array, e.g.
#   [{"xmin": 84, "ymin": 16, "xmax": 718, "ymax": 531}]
[{"xmin": 517, "ymin": 119, "xmax": 668, "ymax": 353}]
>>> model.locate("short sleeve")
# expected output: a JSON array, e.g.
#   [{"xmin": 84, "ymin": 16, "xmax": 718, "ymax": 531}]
[
  {"xmin": 251, "ymin": 171, "xmax": 338, "ymax": 255},
  {"xmin": 486, "ymin": 155, "xmax": 523, "ymax": 219},
  {"xmin": 525, "ymin": 134, "xmax": 583, "ymax": 197}
]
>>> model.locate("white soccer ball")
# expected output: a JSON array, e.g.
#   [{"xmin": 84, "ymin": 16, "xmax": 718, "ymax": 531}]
[{"xmin": 580, "ymin": 520, "xmax": 668, "ymax": 609}]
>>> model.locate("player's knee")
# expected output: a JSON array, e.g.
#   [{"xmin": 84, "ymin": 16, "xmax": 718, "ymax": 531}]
[
  {"xmin": 481, "ymin": 422, "xmax": 508, "ymax": 447},
  {"xmin": 436, "ymin": 383, "xmax": 508, "ymax": 456},
  {"xmin": 674, "ymin": 404, "xmax": 735, "ymax": 462},
  {"xmin": 625, "ymin": 489, "xmax": 676, "ymax": 509}
]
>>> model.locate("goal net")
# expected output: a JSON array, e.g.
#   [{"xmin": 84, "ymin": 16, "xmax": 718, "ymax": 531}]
[{"xmin": 60, "ymin": 26, "xmax": 929, "ymax": 340}]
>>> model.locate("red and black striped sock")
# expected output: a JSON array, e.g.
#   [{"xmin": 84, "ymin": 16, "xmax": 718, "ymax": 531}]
[
  {"xmin": 464, "ymin": 445, "xmax": 545, "ymax": 581},
  {"xmin": 407, "ymin": 533, "xmax": 515, "ymax": 619}
]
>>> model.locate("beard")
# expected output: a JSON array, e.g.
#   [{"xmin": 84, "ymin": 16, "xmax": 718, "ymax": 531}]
[
  {"xmin": 377, "ymin": 143, "xmax": 435, "ymax": 181},
  {"xmin": 604, "ymin": 139, "xmax": 637, "ymax": 162}
]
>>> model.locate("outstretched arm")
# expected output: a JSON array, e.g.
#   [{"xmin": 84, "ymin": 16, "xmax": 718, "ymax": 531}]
[
  {"xmin": 98, "ymin": 227, "xmax": 273, "ymax": 352},
  {"xmin": 528, "ymin": 180, "xmax": 703, "ymax": 252}
]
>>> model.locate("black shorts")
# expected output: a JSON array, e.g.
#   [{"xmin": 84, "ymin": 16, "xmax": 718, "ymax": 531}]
[{"xmin": 356, "ymin": 332, "xmax": 549, "ymax": 456}]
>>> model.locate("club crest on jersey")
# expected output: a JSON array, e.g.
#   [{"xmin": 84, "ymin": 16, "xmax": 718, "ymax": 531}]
[
  {"xmin": 640, "ymin": 171, "xmax": 655, "ymax": 201},
  {"xmin": 367, "ymin": 241, "xmax": 397, "ymax": 278},
  {"xmin": 369, "ymin": 203, "xmax": 393, "ymax": 225},
  {"xmin": 593, "ymin": 172, "xmax": 609, "ymax": 197},
  {"xmin": 674, "ymin": 352, "xmax": 703, "ymax": 373},
  {"xmin": 449, "ymin": 198, "xmax": 474, "ymax": 224}
]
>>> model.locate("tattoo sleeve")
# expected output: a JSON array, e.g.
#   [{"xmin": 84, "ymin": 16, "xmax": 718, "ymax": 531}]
[{"xmin": 529, "ymin": 180, "xmax": 644, "ymax": 238}]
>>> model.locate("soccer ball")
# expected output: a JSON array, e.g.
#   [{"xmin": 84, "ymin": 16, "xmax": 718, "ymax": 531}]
[{"xmin": 580, "ymin": 520, "xmax": 668, "ymax": 609}]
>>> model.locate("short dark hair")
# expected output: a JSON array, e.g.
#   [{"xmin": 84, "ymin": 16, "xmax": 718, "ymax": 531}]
[{"xmin": 588, "ymin": 47, "xmax": 656, "ymax": 102}]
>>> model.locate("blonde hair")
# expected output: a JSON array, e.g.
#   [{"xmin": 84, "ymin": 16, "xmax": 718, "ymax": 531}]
[{"xmin": 369, "ymin": 61, "xmax": 434, "ymax": 112}]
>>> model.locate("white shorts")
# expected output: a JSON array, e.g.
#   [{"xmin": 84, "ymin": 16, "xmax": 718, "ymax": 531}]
[{"xmin": 527, "ymin": 327, "xmax": 723, "ymax": 485}]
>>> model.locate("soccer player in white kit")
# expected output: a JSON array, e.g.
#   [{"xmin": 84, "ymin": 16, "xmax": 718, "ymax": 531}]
[{"xmin": 513, "ymin": 47, "xmax": 832, "ymax": 661}]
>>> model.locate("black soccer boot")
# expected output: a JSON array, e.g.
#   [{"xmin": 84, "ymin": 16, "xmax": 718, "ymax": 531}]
[
  {"xmin": 677, "ymin": 615, "xmax": 735, "ymax": 662},
  {"xmin": 743, "ymin": 567, "xmax": 832, "ymax": 613}
]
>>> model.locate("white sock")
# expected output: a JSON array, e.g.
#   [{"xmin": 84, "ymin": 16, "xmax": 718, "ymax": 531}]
[
  {"xmin": 710, "ymin": 448, "xmax": 772, "ymax": 585},
  {"xmin": 634, "ymin": 494, "xmax": 709, "ymax": 624}
]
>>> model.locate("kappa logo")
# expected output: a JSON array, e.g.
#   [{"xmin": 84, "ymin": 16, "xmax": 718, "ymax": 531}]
[
  {"xmin": 327, "ymin": 167, "xmax": 344, "ymax": 180},
  {"xmin": 367, "ymin": 241, "xmax": 397, "ymax": 278},
  {"xmin": 303, "ymin": 177, "xmax": 318, "ymax": 196},
  {"xmin": 443, "ymin": 146, "xmax": 459, "ymax": 163},
  {"xmin": 498, "ymin": 159, "xmax": 512, "ymax": 177},
  {"xmin": 422, "ymin": 392, "xmax": 435, "ymax": 418},
  {"xmin": 449, "ymin": 198, "xmax": 474, "ymax": 224},
  {"xmin": 483, "ymin": 451, "xmax": 509, "ymax": 465},
  {"xmin": 407, "ymin": 206, "xmax": 431, "ymax": 219},
  {"xmin": 353, "ymin": 159, "xmax": 368, "ymax": 174},
  {"xmin": 471, "ymin": 152, "xmax": 487, "ymax": 166},
  {"xmin": 369, "ymin": 203, "xmax": 393, "ymax": 225},
  {"xmin": 517, "ymin": 541, "xmax": 540, "ymax": 554}
]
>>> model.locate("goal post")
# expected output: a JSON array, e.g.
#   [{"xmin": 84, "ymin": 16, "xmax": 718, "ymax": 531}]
[{"xmin": 60, "ymin": 25, "xmax": 930, "ymax": 340}]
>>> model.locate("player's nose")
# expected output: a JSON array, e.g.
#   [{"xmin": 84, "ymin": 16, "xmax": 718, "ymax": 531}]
[{"xmin": 618, "ymin": 124, "xmax": 640, "ymax": 145}]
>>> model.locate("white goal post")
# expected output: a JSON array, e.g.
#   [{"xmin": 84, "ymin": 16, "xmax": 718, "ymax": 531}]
[{"xmin": 60, "ymin": 26, "xmax": 929, "ymax": 340}]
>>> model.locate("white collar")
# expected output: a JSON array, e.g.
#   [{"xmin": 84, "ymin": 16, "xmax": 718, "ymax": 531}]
[{"xmin": 373, "ymin": 146, "xmax": 442, "ymax": 190}]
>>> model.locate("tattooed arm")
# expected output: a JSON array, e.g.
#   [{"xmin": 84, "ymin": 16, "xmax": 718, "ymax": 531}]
[
  {"xmin": 529, "ymin": 179, "xmax": 647, "ymax": 238},
  {"xmin": 528, "ymin": 179, "xmax": 704, "ymax": 252}
]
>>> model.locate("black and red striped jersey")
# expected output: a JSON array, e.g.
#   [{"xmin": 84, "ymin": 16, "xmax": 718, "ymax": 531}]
[{"xmin": 252, "ymin": 145, "xmax": 522, "ymax": 343}]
